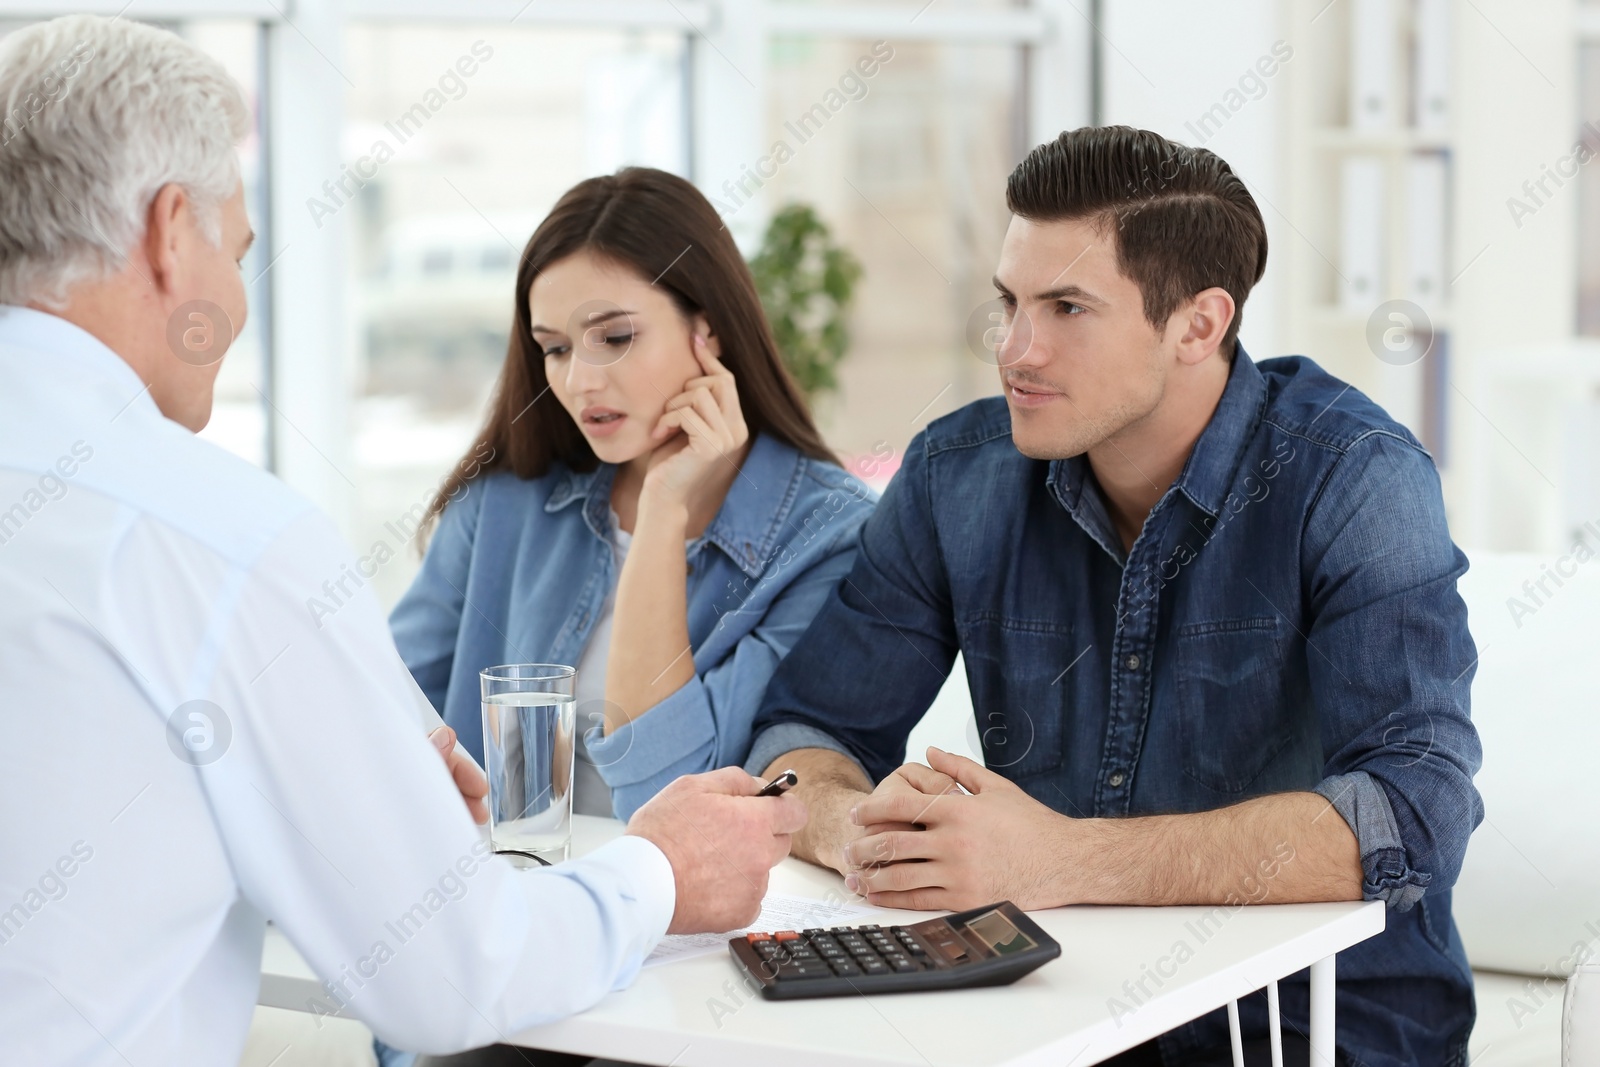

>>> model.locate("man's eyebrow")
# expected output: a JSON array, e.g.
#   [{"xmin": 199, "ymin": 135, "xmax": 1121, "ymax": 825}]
[
  {"xmin": 991, "ymin": 275, "xmax": 1106, "ymax": 305},
  {"xmin": 530, "ymin": 308, "xmax": 636, "ymax": 334},
  {"xmin": 1036, "ymin": 283, "xmax": 1105, "ymax": 305}
]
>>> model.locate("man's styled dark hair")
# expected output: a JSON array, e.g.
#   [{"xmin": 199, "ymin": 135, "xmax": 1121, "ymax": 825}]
[{"xmin": 1005, "ymin": 126, "xmax": 1268, "ymax": 358}]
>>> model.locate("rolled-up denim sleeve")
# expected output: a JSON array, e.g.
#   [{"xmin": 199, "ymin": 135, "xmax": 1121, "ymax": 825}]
[
  {"xmin": 746, "ymin": 431, "xmax": 960, "ymax": 786},
  {"xmin": 588, "ymin": 505, "xmax": 872, "ymax": 822},
  {"xmin": 1303, "ymin": 431, "xmax": 1484, "ymax": 911}
]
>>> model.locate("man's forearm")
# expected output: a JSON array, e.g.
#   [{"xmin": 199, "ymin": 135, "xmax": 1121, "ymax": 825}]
[
  {"xmin": 760, "ymin": 747, "xmax": 872, "ymax": 874},
  {"xmin": 1058, "ymin": 791, "xmax": 1362, "ymax": 907}
]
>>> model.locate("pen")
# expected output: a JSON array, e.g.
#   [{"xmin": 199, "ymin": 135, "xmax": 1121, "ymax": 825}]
[{"xmin": 756, "ymin": 769, "xmax": 798, "ymax": 797}]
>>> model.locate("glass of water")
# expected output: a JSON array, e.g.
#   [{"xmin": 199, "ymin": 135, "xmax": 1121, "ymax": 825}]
[{"xmin": 480, "ymin": 664, "xmax": 576, "ymax": 867}]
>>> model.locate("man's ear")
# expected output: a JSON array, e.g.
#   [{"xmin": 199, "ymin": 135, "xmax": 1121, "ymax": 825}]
[
  {"xmin": 142, "ymin": 182, "xmax": 190, "ymax": 297},
  {"xmin": 1172, "ymin": 286, "xmax": 1235, "ymax": 366}
]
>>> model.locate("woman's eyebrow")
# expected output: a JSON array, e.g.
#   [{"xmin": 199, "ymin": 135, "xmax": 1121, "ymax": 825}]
[{"xmin": 530, "ymin": 308, "xmax": 637, "ymax": 334}]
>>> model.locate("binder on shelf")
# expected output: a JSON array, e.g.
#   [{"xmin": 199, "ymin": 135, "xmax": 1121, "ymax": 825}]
[
  {"xmin": 1350, "ymin": 0, "xmax": 1397, "ymax": 131},
  {"xmin": 1413, "ymin": 0, "xmax": 1450, "ymax": 133},
  {"xmin": 1339, "ymin": 156, "xmax": 1386, "ymax": 314},
  {"xmin": 1405, "ymin": 153, "xmax": 1448, "ymax": 305}
]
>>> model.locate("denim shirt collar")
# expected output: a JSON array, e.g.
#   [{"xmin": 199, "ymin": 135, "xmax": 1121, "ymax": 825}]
[
  {"xmin": 542, "ymin": 432, "xmax": 806, "ymax": 580},
  {"xmin": 1046, "ymin": 344, "xmax": 1268, "ymax": 530},
  {"xmin": 1170, "ymin": 345, "xmax": 1269, "ymax": 517}
]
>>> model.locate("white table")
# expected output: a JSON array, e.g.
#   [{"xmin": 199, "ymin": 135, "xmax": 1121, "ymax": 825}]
[{"xmin": 260, "ymin": 815, "xmax": 1384, "ymax": 1066}]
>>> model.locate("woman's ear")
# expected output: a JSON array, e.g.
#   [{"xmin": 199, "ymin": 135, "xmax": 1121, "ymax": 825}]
[{"xmin": 690, "ymin": 313, "xmax": 722, "ymax": 360}]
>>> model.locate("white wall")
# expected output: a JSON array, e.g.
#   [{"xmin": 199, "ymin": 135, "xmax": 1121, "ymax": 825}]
[{"xmin": 1100, "ymin": 0, "xmax": 1289, "ymax": 361}]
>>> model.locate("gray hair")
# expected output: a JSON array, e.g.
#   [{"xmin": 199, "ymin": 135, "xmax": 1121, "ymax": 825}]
[{"xmin": 0, "ymin": 15, "xmax": 250, "ymax": 307}]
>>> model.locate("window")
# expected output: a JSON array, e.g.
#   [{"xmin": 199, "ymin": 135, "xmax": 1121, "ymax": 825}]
[
  {"xmin": 342, "ymin": 22, "xmax": 689, "ymax": 606},
  {"xmin": 762, "ymin": 36, "xmax": 1025, "ymax": 473}
]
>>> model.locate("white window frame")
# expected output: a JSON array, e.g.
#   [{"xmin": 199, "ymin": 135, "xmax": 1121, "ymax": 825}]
[{"xmin": 0, "ymin": 0, "xmax": 1091, "ymax": 533}]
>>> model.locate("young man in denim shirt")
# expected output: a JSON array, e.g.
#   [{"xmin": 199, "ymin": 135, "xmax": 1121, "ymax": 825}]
[{"xmin": 747, "ymin": 126, "xmax": 1483, "ymax": 1066}]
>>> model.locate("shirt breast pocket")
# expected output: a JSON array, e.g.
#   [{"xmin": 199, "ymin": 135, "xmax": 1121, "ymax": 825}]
[
  {"xmin": 959, "ymin": 616, "xmax": 1072, "ymax": 782},
  {"xmin": 1174, "ymin": 617, "xmax": 1295, "ymax": 794}
]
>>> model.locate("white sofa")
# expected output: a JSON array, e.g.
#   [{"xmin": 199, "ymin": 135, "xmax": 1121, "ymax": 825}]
[{"xmin": 1452, "ymin": 550, "xmax": 1600, "ymax": 1066}]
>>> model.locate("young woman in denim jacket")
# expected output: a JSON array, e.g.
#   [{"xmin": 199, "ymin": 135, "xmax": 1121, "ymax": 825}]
[{"xmin": 389, "ymin": 167, "xmax": 876, "ymax": 829}]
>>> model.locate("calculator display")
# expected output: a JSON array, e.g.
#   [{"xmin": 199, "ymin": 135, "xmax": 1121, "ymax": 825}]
[{"xmin": 961, "ymin": 908, "xmax": 1036, "ymax": 956}]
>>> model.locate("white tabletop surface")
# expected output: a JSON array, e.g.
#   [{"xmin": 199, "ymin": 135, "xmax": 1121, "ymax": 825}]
[{"xmin": 260, "ymin": 814, "xmax": 1384, "ymax": 1067}]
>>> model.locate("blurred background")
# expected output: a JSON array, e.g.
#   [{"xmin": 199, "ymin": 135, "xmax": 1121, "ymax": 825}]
[
  {"xmin": 6, "ymin": 4, "xmax": 1600, "ymax": 1065},
  {"xmin": 2, "ymin": 0, "xmax": 1595, "ymax": 611}
]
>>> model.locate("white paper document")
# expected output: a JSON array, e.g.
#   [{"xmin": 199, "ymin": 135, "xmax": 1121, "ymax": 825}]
[{"xmin": 643, "ymin": 892, "xmax": 880, "ymax": 968}]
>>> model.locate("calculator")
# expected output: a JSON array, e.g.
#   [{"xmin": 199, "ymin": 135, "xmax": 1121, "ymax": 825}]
[{"xmin": 727, "ymin": 900, "xmax": 1060, "ymax": 1000}]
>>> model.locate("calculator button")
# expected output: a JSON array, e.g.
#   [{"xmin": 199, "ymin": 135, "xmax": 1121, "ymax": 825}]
[
  {"xmin": 774, "ymin": 962, "xmax": 832, "ymax": 981},
  {"xmin": 888, "ymin": 957, "xmax": 921, "ymax": 973},
  {"xmin": 754, "ymin": 943, "xmax": 783, "ymax": 958},
  {"xmin": 816, "ymin": 946, "xmax": 847, "ymax": 959},
  {"xmin": 860, "ymin": 958, "xmax": 890, "ymax": 975},
  {"xmin": 859, "ymin": 924, "xmax": 881, "ymax": 932},
  {"xmin": 847, "ymin": 944, "xmax": 878, "ymax": 958},
  {"xmin": 745, "ymin": 932, "xmax": 772, "ymax": 942},
  {"xmin": 773, "ymin": 930, "xmax": 800, "ymax": 941},
  {"xmin": 803, "ymin": 928, "xmax": 824, "ymax": 937},
  {"xmin": 902, "ymin": 942, "xmax": 927, "ymax": 956},
  {"xmin": 829, "ymin": 958, "xmax": 862, "ymax": 976}
]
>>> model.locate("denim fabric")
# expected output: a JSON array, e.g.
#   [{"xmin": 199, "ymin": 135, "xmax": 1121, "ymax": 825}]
[
  {"xmin": 746, "ymin": 350, "xmax": 1483, "ymax": 1066},
  {"xmin": 390, "ymin": 432, "xmax": 875, "ymax": 823}
]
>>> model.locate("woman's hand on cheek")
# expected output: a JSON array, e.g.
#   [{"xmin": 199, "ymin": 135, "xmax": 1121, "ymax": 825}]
[{"xmin": 641, "ymin": 333, "xmax": 749, "ymax": 513}]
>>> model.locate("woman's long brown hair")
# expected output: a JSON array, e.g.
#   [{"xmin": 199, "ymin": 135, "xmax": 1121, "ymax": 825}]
[{"xmin": 420, "ymin": 167, "xmax": 837, "ymax": 541}]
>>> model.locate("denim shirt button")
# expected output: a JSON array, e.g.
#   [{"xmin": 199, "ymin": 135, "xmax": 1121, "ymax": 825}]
[
  {"xmin": 1124, "ymin": 654, "xmax": 1141, "ymax": 671},
  {"xmin": 1108, "ymin": 771, "xmax": 1126, "ymax": 787}
]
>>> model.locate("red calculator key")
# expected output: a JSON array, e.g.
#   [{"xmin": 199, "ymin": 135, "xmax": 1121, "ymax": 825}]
[
  {"xmin": 746, "ymin": 932, "xmax": 772, "ymax": 943},
  {"xmin": 773, "ymin": 930, "xmax": 801, "ymax": 941}
]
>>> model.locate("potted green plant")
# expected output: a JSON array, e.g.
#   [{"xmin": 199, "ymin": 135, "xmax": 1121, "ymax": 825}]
[{"xmin": 748, "ymin": 203, "xmax": 862, "ymax": 401}]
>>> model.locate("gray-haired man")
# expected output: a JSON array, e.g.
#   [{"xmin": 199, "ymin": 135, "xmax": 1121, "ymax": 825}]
[{"xmin": 0, "ymin": 16, "xmax": 803, "ymax": 1065}]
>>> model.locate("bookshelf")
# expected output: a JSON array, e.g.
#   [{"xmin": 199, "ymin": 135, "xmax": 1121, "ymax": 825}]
[{"xmin": 1280, "ymin": 0, "xmax": 1454, "ymax": 465}]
